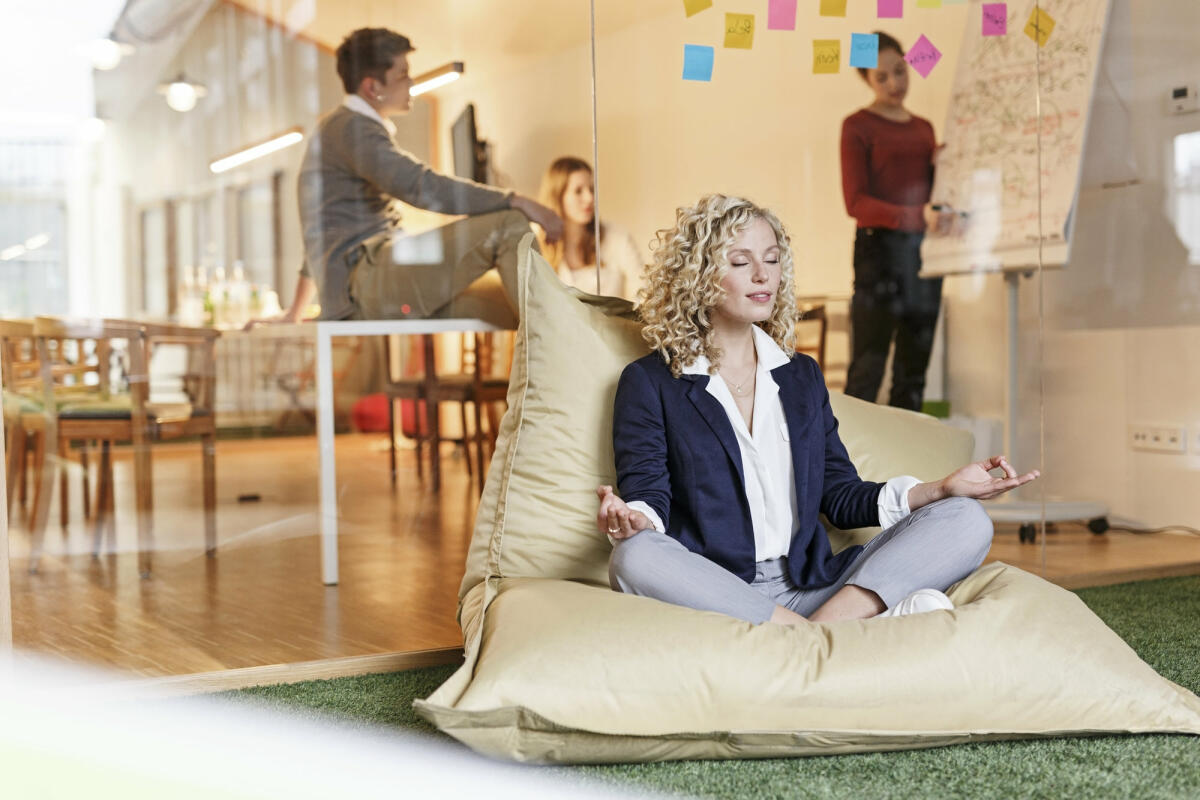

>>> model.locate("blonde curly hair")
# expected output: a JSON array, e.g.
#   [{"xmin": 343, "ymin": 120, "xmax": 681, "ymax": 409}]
[{"xmin": 638, "ymin": 194, "xmax": 798, "ymax": 376}]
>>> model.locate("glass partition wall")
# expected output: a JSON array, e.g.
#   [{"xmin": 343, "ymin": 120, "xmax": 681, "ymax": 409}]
[
  {"xmin": 3, "ymin": 0, "xmax": 1197, "ymax": 681},
  {"xmin": 0, "ymin": 0, "xmax": 597, "ymax": 677}
]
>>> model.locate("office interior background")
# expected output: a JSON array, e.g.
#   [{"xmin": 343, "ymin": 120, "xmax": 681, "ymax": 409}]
[{"xmin": 1, "ymin": 0, "xmax": 1198, "ymax": 691}]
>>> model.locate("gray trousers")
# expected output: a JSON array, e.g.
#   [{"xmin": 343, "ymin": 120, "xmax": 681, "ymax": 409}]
[
  {"xmin": 609, "ymin": 496, "xmax": 993, "ymax": 624},
  {"xmin": 349, "ymin": 208, "xmax": 531, "ymax": 328}
]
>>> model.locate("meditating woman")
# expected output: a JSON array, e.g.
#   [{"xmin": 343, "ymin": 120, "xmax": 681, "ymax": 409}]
[
  {"xmin": 597, "ymin": 194, "xmax": 1037, "ymax": 624},
  {"xmin": 536, "ymin": 156, "xmax": 642, "ymax": 300},
  {"xmin": 841, "ymin": 31, "xmax": 955, "ymax": 411}
]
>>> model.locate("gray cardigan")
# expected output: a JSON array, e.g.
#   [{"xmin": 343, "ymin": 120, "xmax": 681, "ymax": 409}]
[{"xmin": 298, "ymin": 106, "xmax": 512, "ymax": 319}]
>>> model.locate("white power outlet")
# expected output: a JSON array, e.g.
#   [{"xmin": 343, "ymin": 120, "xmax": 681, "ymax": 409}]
[{"xmin": 1129, "ymin": 424, "xmax": 1186, "ymax": 454}]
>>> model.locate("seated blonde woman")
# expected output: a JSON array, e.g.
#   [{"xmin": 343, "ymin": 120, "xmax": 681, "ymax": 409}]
[
  {"xmin": 536, "ymin": 156, "xmax": 641, "ymax": 301},
  {"xmin": 597, "ymin": 194, "xmax": 1039, "ymax": 624}
]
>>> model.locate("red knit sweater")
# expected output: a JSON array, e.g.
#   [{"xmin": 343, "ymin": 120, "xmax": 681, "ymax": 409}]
[{"xmin": 840, "ymin": 109, "xmax": 936, "ymax": 232}]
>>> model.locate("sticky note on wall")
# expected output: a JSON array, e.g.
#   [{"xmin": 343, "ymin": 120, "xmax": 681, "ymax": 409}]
[
  {"xmin": 917, "ymin": 0, "xmax": 942, "ymax": 8},
  {"xmin": 1024, "ymin": 7, "xmax": 1055, "ymax": 46},
  {"xmin": 982, "ymin": 3, "xmax": 1007, "ymax": 36},
  {"xmin": 849, "ymin": 33, "xmax": 879, "ymax": 69},
  {"xmin": 767, "ymin": 0, "xmax": 797, "ymax": 31},
  {"xmin": 813, "ymin": 39, "xmax": 841, "ymax": 74},
  {"xmin": 682, "ymin": 44, "xmax": 715, "ymax": 81},
  {"xmin": 682, "ymin": 0, "xmax": 712, "ymax": 17},
  {"xmin": 820, "ymin": 0, "xmax": 847, "ymax": 16},
  {"xmin": 724, "ymin": 13, "xmax": 755, "ymax": 48},
  {"xmin": 904, "ymin": 34, "xmax": 942, "ymax": 78},
  {"xmin": 877, "ymin": 0, "xmax": 903, "ymax": 19}
]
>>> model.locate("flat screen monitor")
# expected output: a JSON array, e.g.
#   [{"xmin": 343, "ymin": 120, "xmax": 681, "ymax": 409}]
[{"xmin": 451, "ymin": 103, "xmax": 488, "ymax": 184}]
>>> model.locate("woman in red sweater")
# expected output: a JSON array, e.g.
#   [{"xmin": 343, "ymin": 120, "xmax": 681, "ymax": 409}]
[{"xmin": 840, "ymin": 32, "xmax": 950, "ymax": 411}]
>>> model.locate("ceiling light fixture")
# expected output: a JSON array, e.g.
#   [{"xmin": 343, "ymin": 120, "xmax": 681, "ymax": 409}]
[
  {"xmin": 409, "ymin": 61, "xmax": 464, "ymax": 97},
  {"xmin": 209, "ymin": 126, "xmax": 305, "ymax": 174},
  {"xmin": 157, "ymin": 73, "xmax": 208, "ymax": 112},
  {"xmin": 90, "ymin": 38, "xmax": 135, "ymax": 71}
]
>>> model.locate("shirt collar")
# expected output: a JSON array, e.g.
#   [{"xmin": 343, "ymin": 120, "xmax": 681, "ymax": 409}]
[
  {"xmin": 342, "ymin": 94, "xmax": 397, "ymax": 137},
  {"xmin": 681, "ymin": 325, "xmax": 791, "ymax": 376}
]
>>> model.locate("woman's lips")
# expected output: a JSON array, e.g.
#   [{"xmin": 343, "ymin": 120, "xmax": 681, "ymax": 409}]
[{"xmin": 747, "ymin": 292, "xmax": 773, "ymax": 303}]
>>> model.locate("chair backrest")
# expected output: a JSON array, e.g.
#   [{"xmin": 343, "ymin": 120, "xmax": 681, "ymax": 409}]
[
  {"xmin": 2, "ymin": 318, "xmax": 118, "ymax": 410},
  {"xmin": 139, "ymin": 321, "xmax": 220, "ymax": 415},
  {"xmin": 0, "ymin": 319, "xmax": 37, "ymax": 394},
  {"xmin": 793, "ymin": 303, "xmax": 827, "ymax": 372},
  {"xmin": 28, "ymin": 317, "xmax": 220, "ymax": 415}
]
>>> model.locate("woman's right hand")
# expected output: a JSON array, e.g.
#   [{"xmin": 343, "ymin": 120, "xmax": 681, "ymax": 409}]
[{"xmin": 596, "ymin": 485, "xmax": 649, "ymax": 540}]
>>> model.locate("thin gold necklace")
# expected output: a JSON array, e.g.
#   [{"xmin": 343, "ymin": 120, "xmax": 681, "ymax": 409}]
[{"xmin": 720, "ymin": 363, "xmax": 757, "ymax": 396}]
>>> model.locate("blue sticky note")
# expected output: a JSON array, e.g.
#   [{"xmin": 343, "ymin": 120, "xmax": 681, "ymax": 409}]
[
  {"xmin": 849, "ymin": 33, "xmax": 879, "ymax": 69},
  {"xmin": 682, "ymin": 44, "xmax": 714, "ymax": 81}
]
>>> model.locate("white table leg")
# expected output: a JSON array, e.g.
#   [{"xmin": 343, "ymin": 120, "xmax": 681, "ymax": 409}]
[{"xmin": 315, "ymin": 326, "xmax": 339, "ymax": 585}]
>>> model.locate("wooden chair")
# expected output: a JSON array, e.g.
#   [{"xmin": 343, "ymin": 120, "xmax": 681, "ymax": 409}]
[
  {"xmin": 26, "ymin": 317, "xmax": 219, "ymax": 577},
  {"xmin": 383, "ymin": 332, "xmax": 510, "ymax": 493},
  {"xmin": 794, "ymin": 303, "xmax": 827, "ymax": 372},
  {"xmin": 1, "ymin": 319, "xmax": 107, "ymax": 527}
]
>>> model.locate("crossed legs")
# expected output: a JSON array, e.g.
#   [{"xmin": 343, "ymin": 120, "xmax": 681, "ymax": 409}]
[{"xmin": 609, "ymin": 497, "xmax": 993, "ymax": 625}]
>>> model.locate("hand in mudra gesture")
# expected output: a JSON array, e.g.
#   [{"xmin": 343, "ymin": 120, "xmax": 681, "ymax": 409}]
[
  {"xmin": 595, "ymin": 485, "xmax": 650, "ymax": 540},
  {"xmin": 942, "ymin": 456, "xmax": 1039, "ymax": 501}
]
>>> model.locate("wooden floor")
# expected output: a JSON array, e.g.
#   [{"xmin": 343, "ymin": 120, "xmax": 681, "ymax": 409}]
[{"xmin": 6, "ymin": 433, "xmax": 1200, "ymax": 677}]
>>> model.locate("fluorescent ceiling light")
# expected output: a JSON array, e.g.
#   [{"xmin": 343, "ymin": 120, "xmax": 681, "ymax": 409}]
[
  {"xmin": 410, "ymin": 61, "xmax": 464, "ymax": 97},
  {"xmin": 209, "ymin": 126, "xmax": 304, "ymax": 174},
  {"xmin": 0, "ymin": 232, "xmax": 49, "ymax": 261},
  {"xmin": 24, "ymin": 233, "xmax": 50, "ymax": 250}
]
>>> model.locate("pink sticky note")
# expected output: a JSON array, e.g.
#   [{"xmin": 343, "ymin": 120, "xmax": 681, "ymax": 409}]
[
  {"xmin": 768, "ymin": 0, "xmax": 798, "ymax": 30},
  {"xmin": 877, "ymin": 0, "xmax": 903, "ymax": 18},
  {"xmin": 904, "ymin": 34, "xmax": 942, "ymax": 78},
  {"xmin": 982, "ymin": 3, "xmax": 1008, "ymax": 36}
]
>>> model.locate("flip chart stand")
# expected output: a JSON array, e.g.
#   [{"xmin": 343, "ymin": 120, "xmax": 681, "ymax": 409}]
[{"xmin": 983, "ymin": 268, "xmax": 1109, "ymax": 543}]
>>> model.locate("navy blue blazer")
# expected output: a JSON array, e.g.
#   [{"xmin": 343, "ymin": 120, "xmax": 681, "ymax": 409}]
[{"xmin": 612, "ymin": 351, "xmax": 883, "ymax": 589}]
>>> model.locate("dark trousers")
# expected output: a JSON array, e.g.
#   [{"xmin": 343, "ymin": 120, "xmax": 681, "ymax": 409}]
[{"xmin": 844, "ymin": 228, "xmax": 942, "ymax": 412}]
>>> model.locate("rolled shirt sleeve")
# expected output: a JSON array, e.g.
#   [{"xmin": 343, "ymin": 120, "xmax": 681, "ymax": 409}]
[
  {"xmin": 605, "ymin": 499, "xmax": 666, "ymax": 546},
  {"xmin": 877, "ymin": 475, "xmax": 921, "ymax": 529}
]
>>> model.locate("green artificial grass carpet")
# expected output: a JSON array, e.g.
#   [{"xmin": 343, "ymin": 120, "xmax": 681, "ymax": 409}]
[{"xmin": 226, "ymin": 575, "xmax": 1200, "ymax": 799}]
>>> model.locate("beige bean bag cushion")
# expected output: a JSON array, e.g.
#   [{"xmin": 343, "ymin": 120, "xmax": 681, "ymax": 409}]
[{"xmin": 414, "ymin": 236, "xmax": 1200, "ymax": 763}]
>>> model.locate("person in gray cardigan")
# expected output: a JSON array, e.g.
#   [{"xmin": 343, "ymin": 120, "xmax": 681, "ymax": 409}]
[{"xmin": 271, "ymin": 28, "xmax": 562, "ymax": 326}]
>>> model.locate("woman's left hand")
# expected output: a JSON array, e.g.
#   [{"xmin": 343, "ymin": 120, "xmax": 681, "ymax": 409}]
[{"xmin": 941, "ymin": 455, "xmax": 1040, "ymax": 501}]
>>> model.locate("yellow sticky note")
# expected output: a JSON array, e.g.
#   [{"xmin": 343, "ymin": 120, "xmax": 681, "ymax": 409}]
[
  {"xmin": 917, "ymin": 0, "xmax": 943, "ymax": 8},
  {"xmin": 813, "ymin": 39, "xmax": 841, "ymax": 74},
  {"xmin": 682, "ymin": 0, "xmax": 712, "ymax": 17},
  {"xmin": 724, "ymin": 13, "xmax": 755, "ymax": 49},
  {"xmin": 1024, "ymin": 7, "xmax": 1056, "ymax": 46},
  {"xmin": 819, "ymin": 0, "xmax": 848, "ymax": 16}
]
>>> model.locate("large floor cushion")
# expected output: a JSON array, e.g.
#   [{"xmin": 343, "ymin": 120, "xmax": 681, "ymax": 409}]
[
  {"xmin": 414, "ymin": 236, "xmax": 1200, "ymax": 762},
  {"xmin": 420, "ymin": 566, "xmax": 1200, "ymax": 762}
]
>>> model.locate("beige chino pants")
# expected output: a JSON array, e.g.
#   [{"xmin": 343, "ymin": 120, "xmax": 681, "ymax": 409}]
[{"xmin": 348, "ymin": 208, "xmax": 531, "ymax": 328}]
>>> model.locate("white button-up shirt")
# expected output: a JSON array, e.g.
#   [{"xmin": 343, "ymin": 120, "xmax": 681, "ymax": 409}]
[{"xmin": 626, "ymin": 326, "xmax": 918, "ymax": 559}]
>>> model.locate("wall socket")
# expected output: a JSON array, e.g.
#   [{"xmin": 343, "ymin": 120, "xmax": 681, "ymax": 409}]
[{"xmin": 1129, "ymin": 424, "xmax": 1187, "ymax": 454}]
